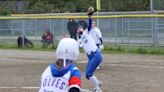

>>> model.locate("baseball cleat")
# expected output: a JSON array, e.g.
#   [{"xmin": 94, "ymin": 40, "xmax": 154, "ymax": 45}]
[
  {"xmin": 99, "ymin": 81, "xmax": 103, "ymax": 87},
  {"xmin": 93, "ymin": 88, "xmax": 102, "ymax": 92},
  {"xmin": 96, "ymin": 66, "xmax": 100, "ymax": 70}
]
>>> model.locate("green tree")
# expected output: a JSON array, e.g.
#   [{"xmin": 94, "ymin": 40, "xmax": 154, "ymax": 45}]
[
  {"xmin": 0, "ymin": 2, "xmax": 11, "ymax": 15},
  {"xmin": 0, "ymin": 0, "xmax": 155, "ymax": 14}
]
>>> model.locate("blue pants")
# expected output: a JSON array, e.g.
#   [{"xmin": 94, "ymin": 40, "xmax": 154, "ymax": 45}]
[{"xmin": 85, "ymin": 50, "xmax": 102, "ymax": 79}]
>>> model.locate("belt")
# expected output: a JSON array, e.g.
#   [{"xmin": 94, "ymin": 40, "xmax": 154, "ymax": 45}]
[{"xmin": 87, "ymin": 49, "xmax": 97, "ymax": 56}]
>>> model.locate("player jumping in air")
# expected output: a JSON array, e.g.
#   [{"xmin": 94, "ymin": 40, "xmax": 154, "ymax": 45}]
[
  {"xmin": 77, "ymin": 7, "xmax": 102, "ymax": 92},
  {"xmin": 39, "ymin": 38, "xmax": 81, "ymax": 92}
]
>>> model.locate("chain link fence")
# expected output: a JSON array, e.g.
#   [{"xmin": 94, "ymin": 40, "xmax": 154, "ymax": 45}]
[
  {"xmin": 0, "ymin": 12, "xmax": 164, "ymax": 47},
  {"xmin": 152, "ymin": 0, "xmax": 164, "ymax": 11}
]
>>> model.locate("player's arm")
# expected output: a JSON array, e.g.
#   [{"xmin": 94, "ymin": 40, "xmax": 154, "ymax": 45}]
[
  {"xmin": 69, "ymin": 87, "xmax": 80, "ymax": 92},
  {"xmin": 99, "ymin": 32, "xmax": 103, "ymax": 44},
  {"xmin": 96, "ymin": 29, "xmax": 104, "ymax": 50},
  {"xmin": 87, "ymin": 6, "xmax": 94, "ymax": 32},
  {"xmin": 77, "ymin": 39, "xmax": 83, "ymax": 47},
  {"xmin": 97, "ymin": 29, "xmax": 103, "ymax": 44},
  {"xmin": 87, "ymin": 15, "xmax": 92, "ymax": 32},
  {"xmin": 100, "ymin": 38, "xmax": 103, "ymax": 44},
  {"xmin": 69, "ymin": 69, "xmax": 81, "ymax": 92}
]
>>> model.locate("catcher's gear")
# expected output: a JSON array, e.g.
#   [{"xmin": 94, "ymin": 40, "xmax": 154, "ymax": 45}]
[{"xmin": 87, "ymin": 6, "xmax": 94, "ymax": 15}]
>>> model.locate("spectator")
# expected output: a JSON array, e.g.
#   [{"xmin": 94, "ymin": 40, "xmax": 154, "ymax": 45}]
[
  {"xmin": 17, "ymin": 33, "xmax": 33, "ymax": 48},
  {"xmin": 67, "ymin": 18, "xmax": 78, "ymax": 40},
  {"xmin": 77, "ymin": 19, "xmax": 88, "ymax": 29},
  {"xmin": 77, "ymin": 19, "xmax": 88, "ymax": 39},
  {"xmin": 41, "ymin": 29, "xmax": 54, "ymax": 48}
]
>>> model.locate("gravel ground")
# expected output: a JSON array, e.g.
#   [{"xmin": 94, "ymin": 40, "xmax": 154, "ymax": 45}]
[{"xmin": 0, "ymin": 50, "xmax": 164, "ymax": 92}]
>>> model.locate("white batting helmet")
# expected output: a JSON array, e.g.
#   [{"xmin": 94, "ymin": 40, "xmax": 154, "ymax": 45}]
[{"xmin": 56, "ymin": 38, "xmax": 79, "ymax": 61}]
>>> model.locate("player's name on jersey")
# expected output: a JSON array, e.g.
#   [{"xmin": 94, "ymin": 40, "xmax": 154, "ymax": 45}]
[{"xmin": 42, "ymin": 77, "xmax": 68, "ymax": 90}]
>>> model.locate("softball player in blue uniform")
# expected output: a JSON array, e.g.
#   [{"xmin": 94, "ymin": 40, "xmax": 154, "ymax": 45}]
[{"xmin": 77, "ymin": 7, "xmax": 102, "ymax": 92}]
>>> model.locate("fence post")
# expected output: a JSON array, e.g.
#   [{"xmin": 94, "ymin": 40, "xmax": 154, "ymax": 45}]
[
  {"xmin": 127, "ymin": 18, "xmax": 130, "ymax": 45},
  {"xmin": 121, "ymin": 18, "xmax": 124, "ymax": 44},
  {"xmin": 114, "ymin": 14, "xmax": 117, "ymax": 44},
  {"xmin": 35, "ymin": 19, "xmax": 38, "ymax": 41},
  {"xmin": 154, "ymin": 17, "xmax": 159, "ymax": 45},
  {"xmin": 62, "ymin": 18, "xmax": 64, "ymax": 35},
  {"xmin": 22, "ymin": 19, "xmax": 25, "ymax": 48},
  {"xmin": 151, "ymin": 16, "xmax": 157, "ymax": 46}
]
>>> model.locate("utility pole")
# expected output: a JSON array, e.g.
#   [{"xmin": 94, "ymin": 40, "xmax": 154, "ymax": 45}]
[{"xmin": 96, "ymin": 0, "xmax": 101, "ymax": 27}]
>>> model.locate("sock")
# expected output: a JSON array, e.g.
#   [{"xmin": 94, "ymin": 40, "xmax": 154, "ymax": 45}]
[{"xmin": 89, "ymin": 75, "xmax": 100, "ymax": 89}]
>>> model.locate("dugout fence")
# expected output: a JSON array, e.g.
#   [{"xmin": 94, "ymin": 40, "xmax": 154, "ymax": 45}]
[{"xmin": 0, "ymin": 12, "xmax": 164, "ymax": 47}]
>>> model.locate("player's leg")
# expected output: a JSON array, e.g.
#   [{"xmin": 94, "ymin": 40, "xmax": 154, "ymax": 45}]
[
  {"xmin": 85, "ymin": 50, "xmax": 102, "ymax": 91},
  {"xmin": 85, "ymin": 51, "xmax": 102, "ymax": 78},
  {"xmin": 96, "ymin": 44, "xmax": 101, "ymax": 70},
  {"xmin": 42, "ymin": 40, "xmax": 48, "ymax": 48},
  {"xmin": 27, "ymin": 40, "xmax": 34, "ymax": 48}
]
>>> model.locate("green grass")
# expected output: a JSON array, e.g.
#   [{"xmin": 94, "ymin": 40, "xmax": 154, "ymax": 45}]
[
  {"xmin": 103, "ymin": 44, "xmax": 164, "ymax": 55},
  {"xmin": 0, "ymin": 43, "xmax": 164, "ymax": 55},
  {"xmin": 0, "ymin": 44, "xmax": 56, "ymax": 51}
]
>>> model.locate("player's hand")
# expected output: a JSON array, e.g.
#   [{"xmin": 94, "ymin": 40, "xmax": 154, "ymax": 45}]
[
  {"xmin": 77, "ymin": 40, "xmax": 83, "ymax": 47},
  {"xmin": 99, "ymin": 44, "xmax": 104, "ymax": 51},
  {"xmin": 87, "ymin": 6, "xmax": 94, "ymax": 16}
]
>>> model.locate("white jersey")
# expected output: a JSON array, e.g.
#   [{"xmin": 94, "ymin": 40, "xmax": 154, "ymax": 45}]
[
  {"xmin": 39, "ymin": 66, "xmax": 70, "ymax": 92},
  {"xmin": 78, "ymin": 29, "xmax": 97, "ymax": 54},
  {"xmin": 90, "ymin": 27, "xmax": 102, "ymax": 44}
]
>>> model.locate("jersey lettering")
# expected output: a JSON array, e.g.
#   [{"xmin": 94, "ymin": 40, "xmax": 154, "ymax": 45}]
[
  {"xmin": 42, "ymin": 77, "xmax": 67, "ymax": 90},
  {"xmin": 81, "ymin": 35, "xmax": 88, "ymax": 44}
]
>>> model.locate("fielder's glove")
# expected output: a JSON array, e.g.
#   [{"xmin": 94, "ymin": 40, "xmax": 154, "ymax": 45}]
[
  {"xmin": 99, "ymin": 44, "xmax": 104, "ymax": 51},
  {"xmin": 87, "ymin": 6, "xmax": 94, "ymax": 15}
]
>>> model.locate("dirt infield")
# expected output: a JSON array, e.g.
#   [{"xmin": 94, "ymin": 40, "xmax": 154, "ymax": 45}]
[{"xmin": 0, "ymin": 50, "xmax": 164, "ymax": 92}]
